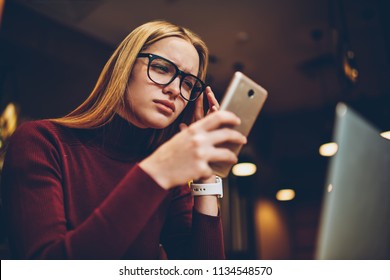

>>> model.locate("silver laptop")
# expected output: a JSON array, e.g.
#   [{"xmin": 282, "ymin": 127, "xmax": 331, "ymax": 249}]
[{"xmin": 316, "ymin": 103, "xmax": 390, "ymax": 259}]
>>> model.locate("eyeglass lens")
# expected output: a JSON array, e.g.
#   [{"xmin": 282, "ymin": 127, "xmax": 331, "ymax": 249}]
[{"xmin": 148, "ymin": 56, "xmax": 204, "ymax": 101}]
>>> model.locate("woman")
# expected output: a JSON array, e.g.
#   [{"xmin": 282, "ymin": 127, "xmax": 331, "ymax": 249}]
[{"xmin": 1, "ymin": 20, "xmax": 246, "ymax": 259}]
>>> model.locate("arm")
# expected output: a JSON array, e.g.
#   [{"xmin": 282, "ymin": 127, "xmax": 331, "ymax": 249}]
[
  {"xmin": 160, "ymin": 185, "xmax": 224, "ymax": 259},
  {"xmin": 1, "ymin": 122, "xmax": 169, "ymax": 259},
  {"xmin": 140, "ymin": 88, "xmax": 241, "ymax": 216},
  {"xmin": 188, "ymin": 87, "xmax": 220, "ymax": 217},
  {"xmin": 193, "ymin": 175, "xmax": 219, "ymax": 216},
  {"xmin": 141, "ymin": 88, "xmax": 238, "ymax": 259}
]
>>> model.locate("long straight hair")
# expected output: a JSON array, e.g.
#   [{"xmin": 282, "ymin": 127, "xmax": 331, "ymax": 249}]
[{"xmin": 52, "ymin": 20, "xmax": 209, "ymax": 150}]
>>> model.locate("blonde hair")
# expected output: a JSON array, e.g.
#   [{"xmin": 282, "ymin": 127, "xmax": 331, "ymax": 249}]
[{"xmin": 52, "ymin": 20, "xmax": 208, "ymax": 148}]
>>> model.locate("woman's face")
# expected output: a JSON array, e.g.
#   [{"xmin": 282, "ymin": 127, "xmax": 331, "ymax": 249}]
[{"xmin": 120, "ymin": 36, "xmax": 200, "ymax": 129}]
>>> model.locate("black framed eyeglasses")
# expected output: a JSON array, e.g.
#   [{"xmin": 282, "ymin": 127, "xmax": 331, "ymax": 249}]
[{"xmin": 137, "ymin": 53, "xmax": 206, "ymax": 102}]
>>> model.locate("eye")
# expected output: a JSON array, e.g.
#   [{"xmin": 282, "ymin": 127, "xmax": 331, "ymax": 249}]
[
  {"xmin": 192, "ymin": 85, "xmax": 202, "ymax": 93},
  {"xmin": 150, "ymin": 62, "xmax": 170, "ymax": 74},
  {"xmin": 183, "ymin": 80, "xmax": 194, "ymax": 90}
]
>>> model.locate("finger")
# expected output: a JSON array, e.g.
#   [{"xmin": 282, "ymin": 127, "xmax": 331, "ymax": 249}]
[
  {"xmin": 206, "ymin": 86, "xmax": 220, "ymax": 110},
  {"xmin": 207, "ymin": 147, "xmax": 239, "ymax": 165},
  {"xmin": 193, "ymin": 91, "xmax": 205, "ymax": 122},
  {"xmin": 179, "ymin": 123, "xmax": 188, "ymax": 131},
  {"xmin": 210, "ymin": 105, "xmax": 219, "ymax": 113},
  {"xmin": 192, "ymin": 110, "xmax": 241, "ymax": 132},
  {"xmin": 207, "ymin": 128, "xmax": 247, "ymax": 146}
]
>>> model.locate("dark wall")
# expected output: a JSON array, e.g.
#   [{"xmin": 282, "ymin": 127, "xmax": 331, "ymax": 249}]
[{"xmin": 0, "ymin": 1, "xmax": 113, "ymax": 120}]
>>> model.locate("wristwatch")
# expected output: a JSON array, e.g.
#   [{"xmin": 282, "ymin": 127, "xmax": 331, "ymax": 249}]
[{"xmin": 190, "ymin": 176, "xmax": 223, "ymax": 198}]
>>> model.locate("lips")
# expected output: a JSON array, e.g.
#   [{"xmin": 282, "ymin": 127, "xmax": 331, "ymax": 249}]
[{"xmin": 154, "ymin": 99, "xmax": 176, "ymax": 113}]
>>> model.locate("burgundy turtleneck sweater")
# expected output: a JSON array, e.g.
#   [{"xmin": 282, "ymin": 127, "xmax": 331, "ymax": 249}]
[{"xmin": 1, "ymin": 115, "xmax": 225, "ymax": 259}]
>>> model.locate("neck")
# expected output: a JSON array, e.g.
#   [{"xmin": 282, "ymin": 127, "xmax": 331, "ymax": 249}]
[{"xmin": 86, "ymin": 114, "xmax": 157, "ymax": 160}]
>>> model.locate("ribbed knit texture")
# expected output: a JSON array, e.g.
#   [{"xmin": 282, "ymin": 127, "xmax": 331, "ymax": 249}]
[{"xmin": 1, "ymin": 115, "xmax": 225, "ymax": 259}]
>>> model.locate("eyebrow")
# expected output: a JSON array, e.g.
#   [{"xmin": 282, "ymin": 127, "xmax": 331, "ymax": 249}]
[{"xmin": 157, "ymin": 53, "xmax": 198, "ymax": 76}]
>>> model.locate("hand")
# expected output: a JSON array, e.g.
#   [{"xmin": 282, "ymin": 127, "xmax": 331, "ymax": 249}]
[
  {"xmin": 179, "ymin": 87, "xmax": 222, "ymax": 183},
  {"xmin": 192, "ymin": 86, "xmax": 220, "ymax": 123},
  {"xmin": 139, "ymin": 110, "xmax": 247, "ymax": 189},
  {"xmin": 188, "ymin": 86, "xmax": 220, "ymax": 184}
]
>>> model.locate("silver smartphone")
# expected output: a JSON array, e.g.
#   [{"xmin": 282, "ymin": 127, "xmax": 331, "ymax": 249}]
[{"xmin": 210, "ymin": 71, "xmax": 268, "ymax": 177}]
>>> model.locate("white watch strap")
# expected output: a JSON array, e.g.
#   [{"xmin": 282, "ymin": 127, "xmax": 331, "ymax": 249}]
[{"xmin": 190, "ymin": 176, "xmax": 223, "ymax": 198}]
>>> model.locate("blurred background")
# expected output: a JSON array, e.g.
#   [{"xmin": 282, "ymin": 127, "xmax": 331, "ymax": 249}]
[{"xmin": 0, "ymin": 0, "xmax": 389, "ymax": 259}]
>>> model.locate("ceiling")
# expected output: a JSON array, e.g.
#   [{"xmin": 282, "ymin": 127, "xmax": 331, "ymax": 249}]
[
  {"xmin": 12, "ymin": 0, "xmax": 390, "ymax": 114},
  {"xmin": 3, "ymin": 0, "xmax": 390, "ymax": 201}
]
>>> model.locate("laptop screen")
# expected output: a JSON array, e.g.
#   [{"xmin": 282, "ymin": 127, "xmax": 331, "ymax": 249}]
[{"xmin": 315, "ymin": 103, "xmax": 390, "ymax": 259}]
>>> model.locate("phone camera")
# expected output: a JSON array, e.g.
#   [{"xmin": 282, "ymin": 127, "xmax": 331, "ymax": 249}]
[{"xmin": 248, "ymin": 89, "xmax": 255, "ymax": 98}]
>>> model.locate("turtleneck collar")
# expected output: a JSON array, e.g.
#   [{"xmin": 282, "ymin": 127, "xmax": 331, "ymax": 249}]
[{"xmin": 81, "ymin": 114, "xmax": 156, "ymax": 161}]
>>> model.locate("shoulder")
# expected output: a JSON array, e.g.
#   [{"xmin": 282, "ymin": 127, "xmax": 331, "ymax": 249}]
[
  {"xmin": 12, "ymin": 119, "xmax": 75, "ymax": 142},
  {"xmin": 2, "ymin": 120, "xmax": 67, "ymax": 172},
  {"xmin": 3, "ymin": 120, "xmax": 85, "ymax": 168},
  {"xmin": 15, "ymin": 119, "xmax": 64, "ymax": 136},
  {"xmin": 7, "ymin": 119, "xmax": 80, "ymax": 153}
]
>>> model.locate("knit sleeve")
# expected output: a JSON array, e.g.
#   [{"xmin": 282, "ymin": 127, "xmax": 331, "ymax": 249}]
[
  {"xmin": 160, "ymin": 186, "xmax": 225, "ymax": 259},
  {"xmin": 1, "ymin": 121, "xmax": 169, "ymax": 259}
]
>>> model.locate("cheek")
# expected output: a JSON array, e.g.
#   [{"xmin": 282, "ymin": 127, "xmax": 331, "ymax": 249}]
[
  {"xmin": 175, "ymin": 101, "xmax": 193, "ymax": 123},
  {"xmin": 125, "ymin": 77, "xmax": 147, "ymax": 106},
  {"xmin": 175, "ymin": 100, "xmax": 188, "ymax": 115}
]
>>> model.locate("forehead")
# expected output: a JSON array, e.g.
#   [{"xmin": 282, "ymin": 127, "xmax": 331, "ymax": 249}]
[{"xmin": 145, "ymin": 37, "xmax": 199, "ymax": 75}]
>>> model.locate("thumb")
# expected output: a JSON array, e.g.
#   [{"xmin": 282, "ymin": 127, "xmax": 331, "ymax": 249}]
[{"xmin": 179, "ymin": 123, "xmax": 188, "ymax": 131}]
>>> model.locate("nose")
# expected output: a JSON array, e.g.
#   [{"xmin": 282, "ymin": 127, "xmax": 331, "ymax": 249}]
[{"xmin": 162, "ymin": 76, "xmax": 181, "ymax": 99}]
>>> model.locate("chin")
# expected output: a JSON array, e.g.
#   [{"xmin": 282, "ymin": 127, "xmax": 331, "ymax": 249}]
[
  {"xmin": 143, "ymin": 116, "xmax": 175, "ymax": 129},
  {"xmin": 148, "ymin": 121, "xmax": 172, "ymax": 129},
  {"xmin": 122, "ymin": 111, "xmax": 174, "ymax": 129}
]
